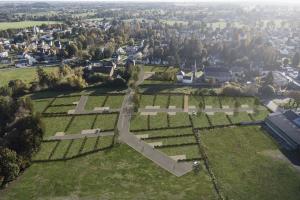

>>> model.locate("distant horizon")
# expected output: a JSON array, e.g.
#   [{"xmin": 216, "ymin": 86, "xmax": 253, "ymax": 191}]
[{"xmin": 1, "ymin": 0, "xmax": 300, "ymax": 4}]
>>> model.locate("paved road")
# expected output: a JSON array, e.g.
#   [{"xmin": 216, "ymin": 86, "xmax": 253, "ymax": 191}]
[
  {"xmin": 47, "ymin": 131, "xmax": 114, "ymax": 141},
  {"xmin": 74, "ymin": 96, "xmax": 88, "ymax": 114},
  {"xmin": 117, "ymin": 66, "xmax": 193, "ymax": 177}
]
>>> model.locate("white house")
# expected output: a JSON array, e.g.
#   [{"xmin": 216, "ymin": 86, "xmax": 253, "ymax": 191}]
[{"xmin": 176, "ymin": 71, "xmax": 185, "ymax": 81}]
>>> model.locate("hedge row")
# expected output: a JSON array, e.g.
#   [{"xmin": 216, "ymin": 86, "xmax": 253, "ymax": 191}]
[
  {"xmin": 226, "ymin": 115, "xmax": 233, "ymax": 125},
  {"xmin": 49, "ymin": 103, "xmax": 75, "ymax": 107},
  {"xmin": 193, "ymin": 129, "xmax": 225, "ymax": 200},
  {"xmin": 64, "ymin": 116, "xmax": 75, "ymax": 132},
  {"xmin": 178, "ymin": 157, "xmax": 204, "ymax": 162},
  {"xmin": 155, "ymin": 142, "xmax": 198, "ymax": 148},
  {"xmin": 48, "ymin": 141, "xmax": 61, "ymax": 160},
  {"xmin": 41, "ymin": 97, "xmax": 57, "ymax": 114}
]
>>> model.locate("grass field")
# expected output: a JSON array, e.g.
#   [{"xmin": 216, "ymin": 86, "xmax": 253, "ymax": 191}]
[
  {"xmin": 134, "ymin": 128, "xmax": 193, "ymax": 138},
  {"xmin": 139, "ymin": 94, "xmax": 155, "ymax": 108},
  {"xmin": 130, "ymin": 114, "xmax": 148, "ymax": 130},
  {"xmin": 0, "ymin": 66, "xmax": 58, "ymax": 86},
  {"xmin": 201, "ymin": 126, "xmax": 300, "ymax": 200},
  {"xmin": 0, "ymin": 21, "xmax": 62, "ymax": 30},
  {"xmin": 2, "ymin": 144, "xmax": 217, "ymax": 200},
  {"xmin": 159, "ymin": 145, "xmax": 200, "ymax": 159},
  {"xmin": 34, "ymin": 136, "xmax": 114, "ymax": 161},
  {"xmin": 169, "ymin": 113, "xmax": 191, "ymax": 127},
  {"xmin": 208, "ymin": 112, "xmax": 230, "ymax": 126},
  {"xmin": 84, "ymin": 95, "xmax": 107, "ymax": 110},
  {"xmin": 191, "ymin": 113, "xmax": 210, "ymax": 128},
  {"xmin": 149, "ymin": 113, "xmax": 168, "ymax": 129},
  {"xmin": 154, "ymin": 95, "xmax": 169, "ymax": 108},
  {"xmin": 42, "ymin": 116, "xmax": 72, "ymax": 138},
  {"xmin": 169, "ymin": 95, "xmax": 183, "ymax": 108}
]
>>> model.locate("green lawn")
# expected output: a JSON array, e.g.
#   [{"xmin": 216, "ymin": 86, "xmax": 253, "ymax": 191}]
[
  {"xmin": 44, "ymin": 105, "xmax": 75, "ymax": 113},
  {"xmin": 0, "ymin": 66, "xmax": 58, "ymax": 86},
  {"xmin": 3, "ymin": 144, "xmax": 217, "ymax": 200},
  {"xmin": 189, "ymin": 95, "xmax": 204, "ymax": 108},
  {"xmin": 201, "ymin": 126, "xmax": 300, "ymax": 200},
  {"xmin": 159, "ymin": 145, "xmax": 200, "ymax": 159},
  {"xmin": 251, "ymin": 110, "xmax": 270, "ymax": 121},
  {"xmin": 229, "ymin": 112, "xmax": 252, "ymax": 124},
  {"xmin": 0, "ymin": 21, "xmax": 61, "ymax": 30},
  {"xmin": 51, "ymin": 96, "xmax": 80, "ymax": 106},
  {"xmin": 220, "ymin": 96, "xmax": 236, "ymax": 108},
  {"xmin": 32, "ymin": 98, "xmax": 52, "ymax": 113},
  {"xmin": 150, "ymin": 113, "xmax": 168, "ymax": 129},
  {"xmin": 66, "ymin": 115, "xmax": 95, "ymax": 134},
  {"xmin": 154, "ymin": 95, "xmax": 169, "ymax": 108},
  {"xmin": 130, "ymin": 114, "xmax": 148, "ymax": 130},
  {"xmin": 33, "ymin": 136, "xmax": 113, "ymax": 161},
  {"xmin": 208, "ymin": 113, "xmax": 230, "ymax": 126},
  {"xmin": 204, "ymin": 96, "xmax": 220, "ymax": 108},
  {"xmin": 169, "ymin": 95, "xmax": 183, "ymax": 108},
  {"xmin": 139, "ymin": 94, "xmax": 155, "ymax": 108},
  {"xmin": 191, "ymin": 113, "xmax": 210, "ymax": 128},
  {"xmin": 104, "ymin": 95, "xmax": 124, "ymax": 109},
  {"xmin": 84, "ymin": 95, "xmax": 107, "ymax": 110},
  {"xmin": 169, "ymin": 113, "xmax": 191, "ymax": 127},
  {"xmin": 42, "ymin": 116, "xmax": 72, "ymax": 138},
  {"xmin": 93, "ymin": 114, "xmax": 118, "ymax": 130}
]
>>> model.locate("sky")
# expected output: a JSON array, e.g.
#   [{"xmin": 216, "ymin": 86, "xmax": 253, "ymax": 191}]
[
  {"xmin": 3, "ymin": 0, "xmax": 300, "ymax": 5},
  {"xmin": 4, "ymin": 0, "xmax": 300, "ymax": 2}
]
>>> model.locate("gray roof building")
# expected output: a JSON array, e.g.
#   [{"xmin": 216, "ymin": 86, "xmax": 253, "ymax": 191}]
[{"xmin": 265, "ymin": 110, "xmax": 300, "ymax": 150}]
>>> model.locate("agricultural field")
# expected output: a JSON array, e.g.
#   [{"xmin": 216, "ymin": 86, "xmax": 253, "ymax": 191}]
[
  {"xmin": 200, "ymin": 126, "xmax": 300, "ymax": 200},
  {"xmin": 0, "ymin": 21, "xmax": 62, "ymax": 30},
  {"xmin": 0, "ymin": 66, "xmax": 58, "ymax": 86}
]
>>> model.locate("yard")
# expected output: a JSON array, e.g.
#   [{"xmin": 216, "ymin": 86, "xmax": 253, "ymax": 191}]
[{"xmin": 200, "ymin": 126, "xmax": 300, "ymax": 200}]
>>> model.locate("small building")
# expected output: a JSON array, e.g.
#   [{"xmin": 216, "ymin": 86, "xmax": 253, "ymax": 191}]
[
  {"xmin": 203, "ymin": 66, "xmax": 232, "ymax": 83},
  {"xmin": 265, "ymin": 110, "xmax": 300, "ymax": 150}
]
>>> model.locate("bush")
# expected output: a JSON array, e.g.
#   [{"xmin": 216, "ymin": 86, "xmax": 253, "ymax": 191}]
[
  {"xmin": 259, "ymin": 84, "xmax": 275, "ymax": 97},
  {"xmin": 221, "ymin": 85, "xmax": 243, "ymax": 96}
]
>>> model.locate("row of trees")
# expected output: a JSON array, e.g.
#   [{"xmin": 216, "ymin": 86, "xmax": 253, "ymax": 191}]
[{"xmin": 0, "ymin": 92, "xmax": 44, "ymax": 186}]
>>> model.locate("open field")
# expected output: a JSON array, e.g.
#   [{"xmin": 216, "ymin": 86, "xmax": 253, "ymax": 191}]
[
  {"xmin": 0, "ymin": 66, "xmax": 58, "ymax": 86},
  {"xmin": 143, "ymin": 65, "xmax": 179, "ymax": 73},
  {"xmin": 201, "ymin": 126, "xmax": 300, "ymax": 200},
  {"xmin": 0, "ymin": 21, "xmax": 62, "ymax": 30},
  {"xmin": 2, "ymin": 144, "xmax": 217, "ymax": 200}
]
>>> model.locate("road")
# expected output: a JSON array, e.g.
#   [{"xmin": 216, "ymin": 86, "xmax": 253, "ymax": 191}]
[{"xmin": 117, "ymin": 66, "xmax": 193, "ymax": 177}]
